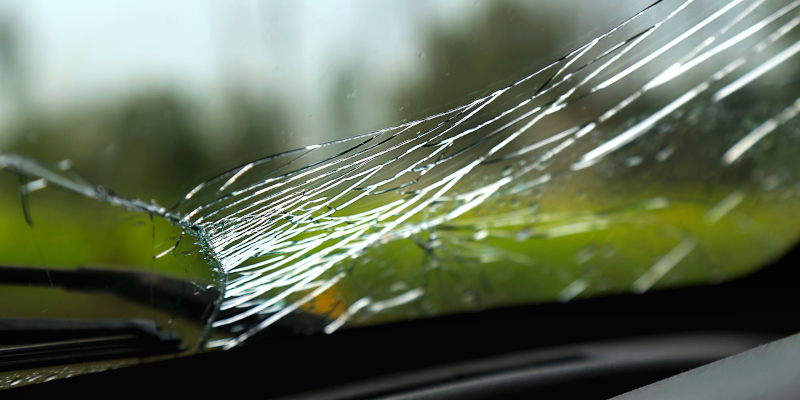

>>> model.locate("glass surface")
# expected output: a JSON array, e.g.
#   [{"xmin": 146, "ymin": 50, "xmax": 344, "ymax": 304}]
[{"xmin": 1, "ymin": 0, "xmax": 799, "ymax": 387}]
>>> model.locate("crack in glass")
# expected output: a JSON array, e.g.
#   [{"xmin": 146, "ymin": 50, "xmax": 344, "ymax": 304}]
[{"xmin": 2, "ymin": 0, "xmax": 800, "ymax": 360}]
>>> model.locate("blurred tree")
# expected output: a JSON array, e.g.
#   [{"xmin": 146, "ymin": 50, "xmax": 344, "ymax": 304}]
[
  {"xmin": 213, "ymin": 91, "xmax": 292, "ymax": 175},
  {"xmin": 331, "ymin": 70, "xmax": 360, "ymax": 136},
  {"xmin": 6, "ymin": 90, "xmax": 290, "ymax": 207},
  {"xmin": 393, "ymin": 1, "xmax": 564, "ymax": 120}
]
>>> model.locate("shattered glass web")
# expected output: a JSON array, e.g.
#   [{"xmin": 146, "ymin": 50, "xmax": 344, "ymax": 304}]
[
  {"xmin": 3, "ymin": 0, "xmax": 800, "ymax": 350},
  {"xmin": 181, "ymin": 0, "xmax": 800, "ymax": 349}
]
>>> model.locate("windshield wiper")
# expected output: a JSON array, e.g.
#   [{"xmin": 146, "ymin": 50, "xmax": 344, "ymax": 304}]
[
  {"xmin": 0, "ymin": 265, "xmax": 218, "ymax": 323},
  {"xmin": 0, "ymin": 318, "xmax": 182, "ymax": 372},
  {"xmin": 0, "ymin": 264, "xmax": 220, "ymax": 371}
]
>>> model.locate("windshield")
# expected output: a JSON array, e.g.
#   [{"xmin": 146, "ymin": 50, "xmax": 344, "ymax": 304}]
[{"xmin": 1, "ymin": 0, "xmax": 800, "ymax": 387}]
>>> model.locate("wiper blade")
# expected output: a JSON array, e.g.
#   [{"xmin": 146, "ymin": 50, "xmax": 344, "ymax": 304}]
[
  {"xmin": 0, "ymin": 319, "xmax": 182, "ymax": 373},
  {"xmin": 0, "ymin": 265, "xmax": 218, "ymax": 324}
]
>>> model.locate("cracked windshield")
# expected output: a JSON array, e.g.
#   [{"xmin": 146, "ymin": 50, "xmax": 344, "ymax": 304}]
[{"xmin": 2, "ymin": 0, "xmax": 800, "ymax": 387}]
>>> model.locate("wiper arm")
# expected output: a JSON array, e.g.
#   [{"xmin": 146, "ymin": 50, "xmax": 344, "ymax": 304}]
[
  {"xmin": 0, "ymin": 265, "xmax": 220, "ymax": 371},
  {"xmin": 0, "ymin": 265, "xmax": 218, "ymax": 323}
]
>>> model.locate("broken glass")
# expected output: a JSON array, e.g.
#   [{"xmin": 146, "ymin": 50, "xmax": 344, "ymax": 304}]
[{"xmin": 1, "ymin": 0, "xmax": 800, "ymax": 388}]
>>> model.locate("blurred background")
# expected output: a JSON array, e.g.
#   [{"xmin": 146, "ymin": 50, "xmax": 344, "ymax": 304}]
[
  {"xmin": 0, "ymin": 0, "xmax": 652, "ymax": 205},
  {"xmin": 1, "ymin": 0, "xmax": 800, "ymax": 370},
  {"xmin": 2, "ymin": 2, "xmax": 800, "ymax": 394},
  {"xmin": 0, "ymin": 0, "xmax": 673, "ymax": 372}
]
